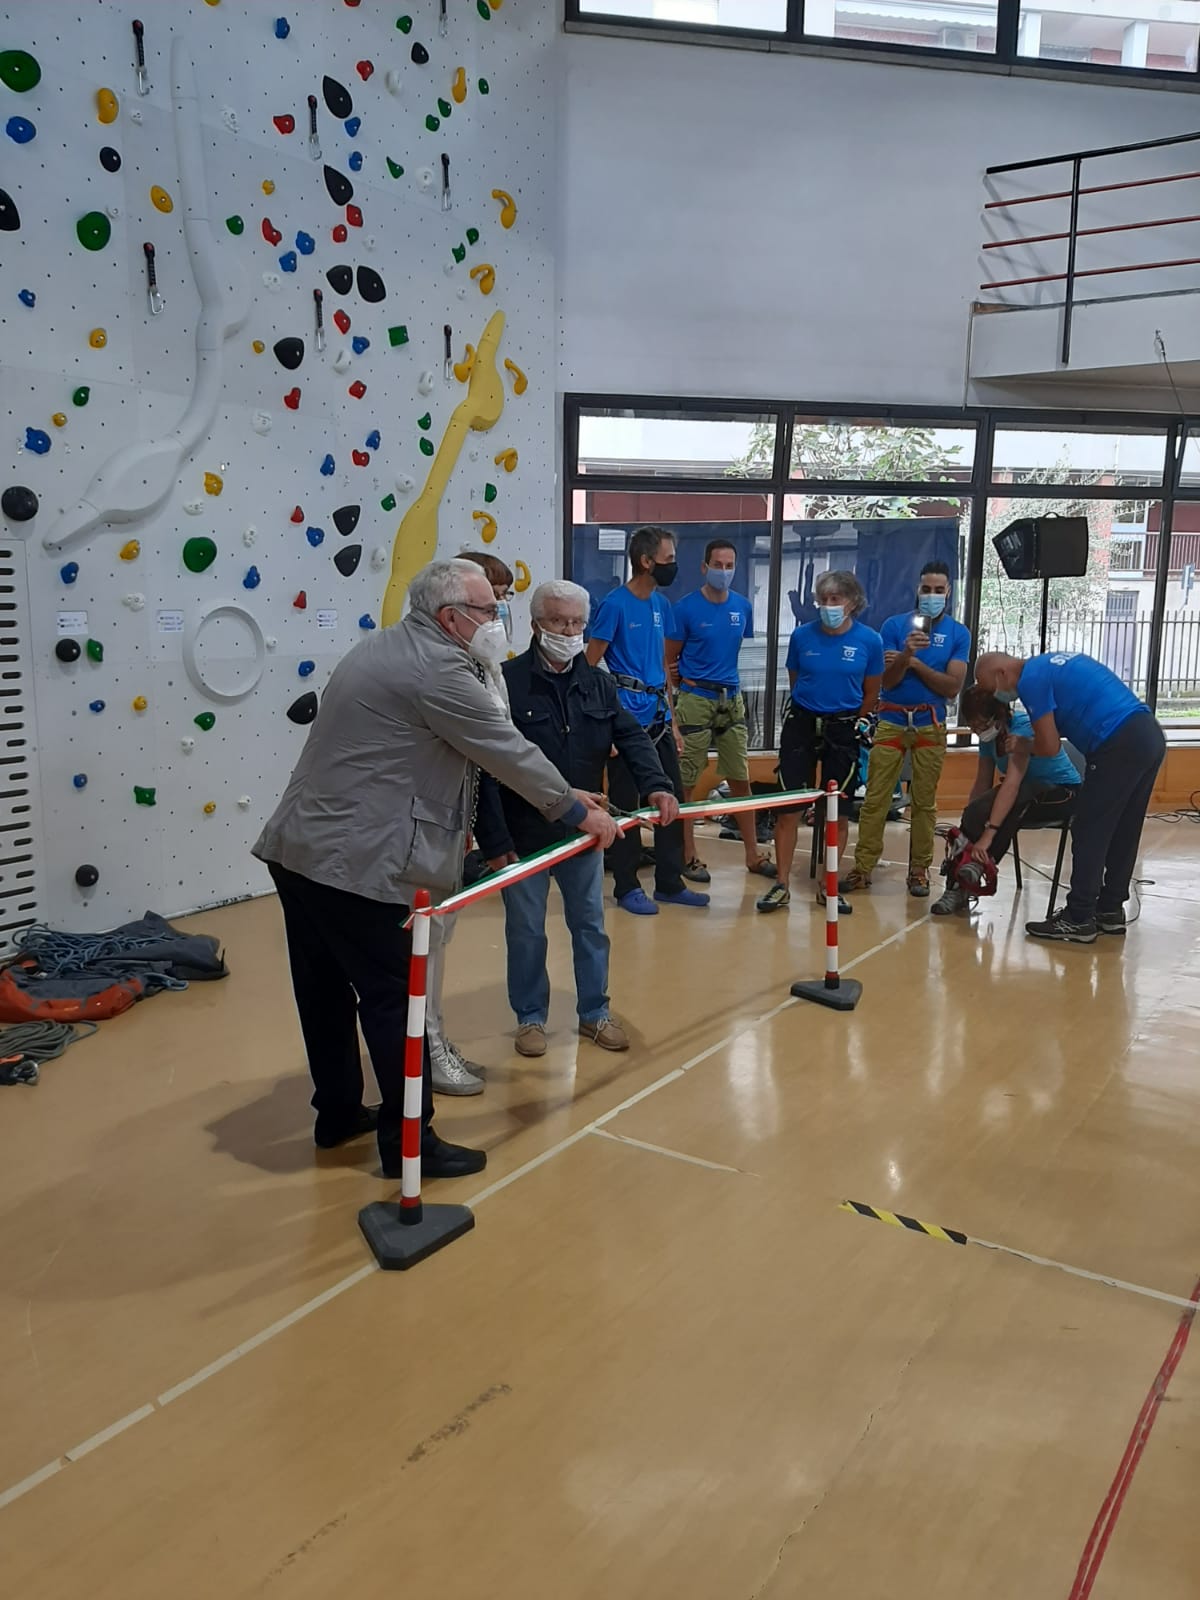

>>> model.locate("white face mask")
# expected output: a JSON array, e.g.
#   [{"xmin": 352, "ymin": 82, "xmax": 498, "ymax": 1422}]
[
  {"xmin": 538, "ymin": 628, "xmax": 586, "ymax": 665},
  {"xmin": 463, "ymin": 616, "xmax": 509, "ymax": 668},
  {"xmin": 977, "ymin": 725, "xmax": 999, "ymax": 743}
]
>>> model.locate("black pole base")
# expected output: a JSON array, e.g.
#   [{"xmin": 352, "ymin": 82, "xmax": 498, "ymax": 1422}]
[
  {"xmin": 358, "ymin": 1201, "xmax": 475, "ymax": 1270},
  {"xmin": 790, "ymin": 976, "xmax": 863, "ymax": 1012}
]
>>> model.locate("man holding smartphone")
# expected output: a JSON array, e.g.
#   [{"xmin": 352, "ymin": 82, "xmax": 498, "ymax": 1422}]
[{"xmin": 840, "ymin": 560, "xmax": 970, "ymax": 898}]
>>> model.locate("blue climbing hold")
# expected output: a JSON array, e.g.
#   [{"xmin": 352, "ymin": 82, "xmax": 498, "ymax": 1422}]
[
  {"xmin": 6, "ymin": 116, "xmax": 35, "ymax": 145},
  {"xmin": 365, "ymin": 429, "xmax": 381, "ymax": 451},
  {"xmin": 24, "ymin": 427, "xmax": 50, "ymax": 455},
  {"xmin": 306, "ymin": 525, "xmax": 325, "ymax": 547},
  {"xmin": 352, "ymin": 335, "xmax": 370, "ymax": 355},
  {"xmin": 18, "ymin": 289, "xmax": 35, "ymax": 308},
  {"xmin": 295, "ymin": 230, "xmax": 315, "ymax": 255},
  {"xmin": 345, "ymin": 116, "xmax": 361, "ymax": 137},
  {"xmin": 60, "ymin": 562, "xmax": 79, "ymax": 585},
  {"xmin": 359, "ymin": 614, "xmax": 377, "ymax": 630},
  {"xmin": 274, "ymin": 16, "xmax": 290, "ymax": 38},
  {"xmin": 279, "ymin": 250, "xmax": 298, "ymax": 273},
  {"xmin": 348, "ymin": 150, "xmax": 363, "ymax": 172},
  {"xmin": 243, "ymin": 565, "xmax": 261, "ymax": 589},
  {"xmin": 298, "ymin": 659, "xmax": 316, "ymax": 677},
  {"xmin": 73, "ymin": 773, "xmax": 88, "ymax": 790},
  {"xmin": 89, "ymin": 699, "xmax": 105, "ymax": 714},
  {"xmin": 319, "ymin": 454, "xmax": 335, "ymax": 476}
]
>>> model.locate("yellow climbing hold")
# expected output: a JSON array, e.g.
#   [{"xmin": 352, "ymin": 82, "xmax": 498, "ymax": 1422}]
[
  {"xmin": 119, "ymin": 539, "xmax": 141, "ymax": 562},
  {"xmin": 261, "ymin": 179, "xmax": 275, "ymax": 195},
  {"xmin": 203, "ymin": 801, "xmax": 217, "ymax": 815},
  {"xmin": 453, "ymin": 343, "xmax": 476, "ymax": 384},
  {"xmin": 472, "ymin": 510, "xmax": 497, "ymax": 544},
  {"xmin": 151, "ymin": 185, "xmax": 175, "ymax": 214},
  {"xmin": 514, "ymin": 560, "xmax": 530, "ymax": 593},
  {"xmin": 451, "ymin": 66, "xmax": 468, "ymax": 104},
  {"xmin": 252, "ymin": 339, "xmax": 265, "ymax": 354},
  {"xmin": 491, "ymin": 189, "xmax": 517, "ymax": 229},
  {"xmin": 96, "ymin": 87, "xmax": 118, "ymax": 125},
  {"xmin": 51, "ymin": 412, "xmax": 68, "ymax": 428},
  {"xmin": 204, "ymin": 471, "xmax": 224, "ymax": 496},
  {"xmin": 503, "ymin": 359, "xmax": 528, "ymax": 396},
  {"xmin": 470, "ymin": 262, "xmax": 496, "ymax": 296},
  {"xmin": 132, "ymin": 695, "xmax": 148, "ymax": 712},
  {"xmin": 89, "ymin": 328, "xmax": 108, "ymax": 349},
  {"xmin": 494, "ymin": 448, "xmax": 518, "ymax": 473}
]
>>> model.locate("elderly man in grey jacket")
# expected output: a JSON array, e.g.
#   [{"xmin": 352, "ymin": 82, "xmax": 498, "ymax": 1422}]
[{"xmin": 254, "ymin": 559, "xmax": 618, "ymax": 1179}]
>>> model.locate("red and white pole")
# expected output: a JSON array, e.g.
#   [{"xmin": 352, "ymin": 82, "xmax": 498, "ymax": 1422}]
[
  {"xmin": 400, "ymin": 887, "xmax": 431, "ymax": 1226},
  {"xmin": 823, "ymin": 779, "xmax": 842, "ymax": 991}
]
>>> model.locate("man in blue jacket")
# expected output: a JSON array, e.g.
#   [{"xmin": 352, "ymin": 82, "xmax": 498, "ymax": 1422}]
[{"xmin": 476, "ymin": 580, "xmax": 679, "ymax": 1058}]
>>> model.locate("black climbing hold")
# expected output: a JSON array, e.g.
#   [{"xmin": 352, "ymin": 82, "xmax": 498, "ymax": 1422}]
[
  {"xmin": 411, "ymin": 42, "xmax": 429, "ymax": 65},
  {"xmin": 322, "ymin": 75, "xmax": 354, "ymax": 119},
  {"xmin": 287, "ymin": 691, "xmax": 319, "ymax": 725},
  {"xmin": 324, "ymin": 165, "xmax": 354, "ymax": 207},
  {"xmin": 356, "ymin": 264, "xmax": 386, "ymax": 303},
  {"xmin": 56, "ymin": 638, "xmax": 82, "ymax": 663},
  {"xmin": 75, "ymin": 863, "xmax": 100, "ymax": 888},
  {"xmin": 273, "ymin": 336, "xmax": 305, "ymax": 371},
  {"xmin": 1, "ymin": 485, "xmax": 38, "ymax": 521},
  {"xmin": 99, "ymin": 145, "xmax": 122, "ymax": 174},
  {"xmin": 334, "ymin": 543, "xmax": 362, "ymax": 577},
  {"xmin": 0, "ymin": 187, "xmax": 18, "ymax": 231},
  {"xmin": 332, "ymin": 504, "xmax": 361, "ymax": 537},
  {"xmin": 326, "ymin": 264, "xmax": 354, "ymax": 295}
]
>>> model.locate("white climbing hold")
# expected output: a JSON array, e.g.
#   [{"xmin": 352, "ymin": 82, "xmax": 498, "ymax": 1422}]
[
  {"xmin": 251, "ymin": 411, "xmax": 272, "ymax": 435},
  {"xmin": 332, "ymin": 348, "xmax": 352, "ymax": 373},
  {"xmin": 122, "ymin": 592, "xmax": 146, "ymax": 611},
  {"xmin": 265, "ymin": 635, "xmax": 278, "ymax": 651},
  {"xmin": 183, "ymin": 497, "xmax": 204, "ymax": 515},
  {"xmin": 416, "ymin": 167, "xmax": 435, "ymax": 191},
  {"xmin": 370, "ymin": 546, "xmax": 387, "ymax": 570},
  {"xmin": 385, "ymin": 68, "xmax": 404, "ymax": 96},
  {"xmin": 395, "ymin": 472, "xmax": 415, "ymax": 493},
  {"xmin": 221, "ymin": 106, "xmax": 239, "ymax": 132},
  {"xmin": 243, "ymin": 525, "xmax": 257, "ymax": 547},
  {"xmin": 180, "ymin": 737, "xmax": 195, "ymax": 753},
  {"xmin": 262, "ymin": 271, "xmax": 283, "ymax": 292},
  {"xmin": 417, "ymin": 370, "xmax": 435, "ymax": 396},
  {"xmin": 237, "ymin": 794, "xmax": 251, "ymax": 809}
]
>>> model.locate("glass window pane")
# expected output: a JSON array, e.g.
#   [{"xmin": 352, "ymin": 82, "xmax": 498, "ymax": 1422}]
[
  {"xmin": 577, "ymin": 0, "xmax": 787, "ymax": 28},
  {"xmin": 570, "ymin": 490, "xmax": 774, "ymax": 744},
  {"xmin": 991, "ymin": 425, "xmax": 1166, "ymax": 486},
  {"xmin": 1017, "ymin": 1, "xmax": 1200, "ymax": 73},
  {"xmin": 804, "ymin": 0, "xmax": 999, "ymax": 53},
  {"xmin": 982, "ymin": 496, "xmax": 1159, "ymax": 701},
  {"xmin": 1148, "ymin": 506, "xmax": 1200, "ymax": 727},
  {"xmin": 790, "ymin": 416, "xmax": 975, "ymax": 485},
  {"xmin": 577, "ymin": 409, "xmax": 777, "ymax": 479}
]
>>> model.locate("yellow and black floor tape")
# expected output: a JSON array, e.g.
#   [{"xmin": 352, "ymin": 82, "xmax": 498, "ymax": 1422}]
[{"xmin": 840, "ymin": 1199, "xmax": 967, "ymax": 1247}]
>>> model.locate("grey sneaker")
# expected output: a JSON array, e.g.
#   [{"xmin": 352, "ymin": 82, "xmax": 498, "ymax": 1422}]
[
  {"xmin": 446, "ymin": 1039, "xmax": 485, "ymax": 1079},
  {"xmin": 1097, "ymin": 909, "xmax": 1127, "ymax": 936},
  {"xmin": 430, "ymin": 1038, "xmax": 484, "ymax": 1096},
  {"xmin": 931, "ymin": 885, "xmax": 967, "ymax": 917},
  {"xmin": 1025, "ymin": 909, "xmax": 1098, "ymax": 944}
]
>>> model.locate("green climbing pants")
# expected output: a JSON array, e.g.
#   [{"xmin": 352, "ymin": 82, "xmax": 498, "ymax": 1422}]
[{"xmin": 853, "ymin": 721, "xmax": 947, "ymax": 875}]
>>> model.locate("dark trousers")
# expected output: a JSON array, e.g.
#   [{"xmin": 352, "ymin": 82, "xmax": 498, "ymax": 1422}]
[
  {"xmin": 267, "ymin": 861, "xmax": 434, "ymax": 1162},
  {"xmin": 960, "ymin": 780, "xmax": 1076, "ymax": 864},
  {"xmin": 1065, "ymin": 712, "xmax": 1166, "ymax": 922},
  {"xmin": 606, "ymin": 722, "xmax": 685, "ymax": 899}
]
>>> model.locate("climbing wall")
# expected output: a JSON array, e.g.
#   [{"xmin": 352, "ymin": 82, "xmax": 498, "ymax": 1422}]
[{"xmin": 0, "ymin": 0, "xmax": 555, "ymax": 934}]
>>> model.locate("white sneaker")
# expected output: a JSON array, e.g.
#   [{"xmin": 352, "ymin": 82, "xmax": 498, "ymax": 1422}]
[
  {"xmin": 446, "ymin": 1039, "xmax": 485, "ymax": 1080},
  {"xmin": 430, "ymin": 1038, "xmax": 484, "ymax": 1096}
]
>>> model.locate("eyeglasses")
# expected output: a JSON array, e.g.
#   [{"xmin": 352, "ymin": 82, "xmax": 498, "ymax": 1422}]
[{"xmin": 455, "ymin": 601, "xmax": 500, "ymax": 623}]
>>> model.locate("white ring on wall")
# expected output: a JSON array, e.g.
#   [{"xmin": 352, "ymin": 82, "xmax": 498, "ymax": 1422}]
[{"xmin": 182, "ymin": 602, "xmax": 266, "ymax": 702}]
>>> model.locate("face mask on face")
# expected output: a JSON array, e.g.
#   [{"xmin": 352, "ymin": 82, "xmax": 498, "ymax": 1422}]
[
  {"xmin": 918, "ymin": 593, "xmax": 946, "ymax": 619},
  {"xmin": 994, "ymin": 688, "xmax": 1018, "ymax": 704},
  {"xmin": 497, "ymin": 599, "xmax": 512, "ymax": 642},
  {"xmin": 538, "ymin": 628, "xmax": 586, "ymax": 665},
  {"xmin": 651, "ymin": 560, "xmax": 678, "ymax": 588},
  {"xmin": 977, "ymin": 724, "xmax": 998, "ymax": 743},
  {"xmin": 819, "ymin": 604, "xmax": 845, "ymax": 629},
  {"xmin": 704, "ymin": 567, "xmax": 734, "ymax": 592},
  {"xmin": 459, "ymin": 614, "xmax": 508, "ymax": 669}
]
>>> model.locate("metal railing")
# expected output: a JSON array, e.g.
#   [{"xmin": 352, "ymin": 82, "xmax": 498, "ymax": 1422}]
[
  {"xmin": 981, "ymin": 130, "xmax": 1200, "ymax": 365},
  {"xmin": 978, "ymin": 609, "xmax": 1200, "ymax": 712}
]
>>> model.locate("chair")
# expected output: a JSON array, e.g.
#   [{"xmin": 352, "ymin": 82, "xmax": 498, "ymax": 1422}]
[{"xmin": 1010, "ymin": 741, "xmax": 1086, "ymax": 917}]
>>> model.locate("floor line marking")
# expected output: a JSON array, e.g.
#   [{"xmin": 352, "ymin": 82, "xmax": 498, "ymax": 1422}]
[
  {"xmin": 1066, "ymin": 1278, "xmax": 1200, "ymax": 1600},
  {"xmin": 63, "ymin": 1405, "xmax": 156, "ymax": 1462},
  {"xmin": 1, "ymin": 909, "xmax": 934, "ymax": 1517},
  {"xmin": 589, "ymin": 1127, "xmax": 753, "ymax": 1175}
]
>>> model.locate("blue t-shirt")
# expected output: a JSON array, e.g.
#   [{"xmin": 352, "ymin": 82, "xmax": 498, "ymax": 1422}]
[
  {"xmin": 588, "ymin": 584, "xmax": 673, "ymax": 727},
  {"xmin": 786, "ymin": 620, "xmax": 885, "ymax": 716},
  {"xmin": 991, "ymin": 710, "xmax": 1081, "ymax": 789},
  {"xmin": 878, "ymin": 611, "xmax": 971, "ymax": 727},
  {"xmin": 670, "ymin": 589, "xmax": 753, "ymax": 698},
  {"xmin": 1017, "ymin": 651, "xmax": 1147, "ymax": 757}
]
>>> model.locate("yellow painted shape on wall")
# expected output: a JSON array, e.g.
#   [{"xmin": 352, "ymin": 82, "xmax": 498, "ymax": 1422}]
[{"xmin": 381, "ymin": 310, "xmax": 507, "ymax": 628}]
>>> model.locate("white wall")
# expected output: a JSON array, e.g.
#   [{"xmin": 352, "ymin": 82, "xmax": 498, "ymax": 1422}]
[{"xmin": 558, "ymin": 33, "xmax": 1200, "ymax": 405}]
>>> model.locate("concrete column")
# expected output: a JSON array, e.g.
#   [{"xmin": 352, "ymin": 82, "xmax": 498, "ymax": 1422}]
[
  {"xmin": 1122, "ymin": 19, "xmax": 1150, "ymax": 67},
  {"xmin": 1018, "ymin": 8, "xmax": 1042, "ymax": 57}
]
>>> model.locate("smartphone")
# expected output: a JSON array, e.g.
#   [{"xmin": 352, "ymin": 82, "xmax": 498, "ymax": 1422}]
[{"xmin": 910, "ymin": 613, "xmax": 931, "ymax": 636}]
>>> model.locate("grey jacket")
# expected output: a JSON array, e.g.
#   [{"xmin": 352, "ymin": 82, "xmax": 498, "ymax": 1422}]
[{"xmin": 253, "ymin": 611, "xmax": 580, "ymax": 903}]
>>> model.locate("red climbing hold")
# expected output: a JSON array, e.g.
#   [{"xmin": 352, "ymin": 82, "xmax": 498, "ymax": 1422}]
[
  {"xmin": 356, "ymin": 60, "xmax": 374, "ymax": 80},
  {"xmin": 331, "ymin": 223, "xmax": 348, "ymax": 243},
  {"xmin": 261, "ymin": 217, "xmax": 283, "ymax": 245},
  {"xmin": 284, "ymin": 387, "xmax": 301, "ymax": 409},
  {"xmin": 293, "ymin": 590, "xmax": 307, "ymax": 609},
  {"xmin": 273, "ymin": 114, "xmax": 295, "ymax": 135},
  {"xmin": 333, "ymin": 309, "xmax": 351, "ymax": 335},
  {"xmin": 348, "ymin": 380, "xmax": 366, "ymax": 399},
  {"xmin": 352, "ymin": 449, "xmax": 370, "ymax": 467},
  {"xmin": 346, "ymin": 204, "xmax": 363, "ymax": 229},
  {"xmin": 290, "ymin": 506, "xmax": 305, "ymax": 523}
]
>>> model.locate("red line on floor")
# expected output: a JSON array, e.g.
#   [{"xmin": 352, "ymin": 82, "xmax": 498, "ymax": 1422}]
[{"xmin": 1067, "ymin": 1276, "xmax": 1200, "ymax": 1600}]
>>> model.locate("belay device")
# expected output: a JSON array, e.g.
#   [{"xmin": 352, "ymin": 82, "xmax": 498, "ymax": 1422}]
[{"xmin": 940, "ymin": 826, "xmax": 998, "ymax": 899}]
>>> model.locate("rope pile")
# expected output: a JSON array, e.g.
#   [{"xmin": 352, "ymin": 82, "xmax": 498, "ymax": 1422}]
[{"xmin": 0, "ymin": 1020, "xmax": 97, "ymax": 1086}]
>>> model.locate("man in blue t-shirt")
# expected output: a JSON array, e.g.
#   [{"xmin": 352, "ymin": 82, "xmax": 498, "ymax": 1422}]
[
  {"xmin": 842, "ymin": 561, "xmax": 971, "ymax": 900},
  {"xmin": 586, "ymin": 526, "xmax": 709, "ymax": 916},
  {"xmin": 974, "ymin": 649, "xmax": 1166, "ymax": 943},
  {"xmin": 665, "ymin": 538, "xmax": 773, "ymax": 883}
]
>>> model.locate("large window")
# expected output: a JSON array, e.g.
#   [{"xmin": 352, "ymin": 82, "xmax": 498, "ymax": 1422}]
[{"xmin": 567, "ymin": 0, "xmax": 1200, "ymax": 83}]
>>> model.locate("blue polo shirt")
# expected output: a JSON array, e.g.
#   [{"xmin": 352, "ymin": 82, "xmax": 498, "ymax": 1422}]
[
  {"xmin": 588, "ymin": 584, "xmax": 673, "ymax": 728},
  {"xmin": 786, "ymin": 620, "xmax": 885, "ymax": 716},
  {"xmin": 670, "ymin": 589, "xmax": 753, "ymax": 698},
  {"xmin": 991, "ymin": 710, "xmax": 1081, "ymax": 789},
  {"xmin": 1017, "ymin": 651, "xmax": 1147, "ymax": 757},
  {"xmin": 879, "ymin": 611, "xmax": 971, "ymax": 727}
]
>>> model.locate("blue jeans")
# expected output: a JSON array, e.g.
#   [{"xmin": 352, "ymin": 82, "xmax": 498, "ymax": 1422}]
[{"xmin": 502, "ymin": 849, "xmax": 610, "ymax": 1026}]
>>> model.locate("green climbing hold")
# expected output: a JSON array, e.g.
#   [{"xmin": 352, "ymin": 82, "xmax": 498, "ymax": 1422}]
[
  {"xmin": 452, "ymin": 243, "xmax": 466, "ymax": 264},
  {"xmin": 419, "ymin": 438, "xmax": 434, "ymax": 457},
  {"xmin": 85, "ymin": 638, "xmax": 104, "ymax": 663},
  {"xmin": 396, "ymin": 14, "xmax": 413, "ymax": 31},
  {"xmin": 133, "ymin": 786, "xmax": 157, "ymax": 807},
  {"xmin": 425, "ymin": 115, "xmax": 440, "ymax": 133},
  {"xmin": 417, "ymin": 412, "xmax": 432, "ymax": 430},
  {"xmin": 477, "ymin": 0, "xmax": 491, "ymax": 17},
  {"xmin": 0, "ymin": 49, "xmax": 41, "ymax": 94},
  {"xmin": 438, "ymin": 98, "xmax": 452, "ymax": 118},
  {"xmin": 76, "ymin": 210, "xmax": 112, "ymax": 252},
  {"xmin": 388, "ymin": 325, "xmax": 409, "ymax": 347},
  {"xmin": 182, "ymin": 536, "xmax": 217, "ymax": 573},
  {"xmin": 386, "ymin": 157, "xmax": 404, "ymax": 179},
  {"xmin": 225, "ymin": 215, "xmax": 244, "ymax": 235},
  {"xmin": 194, "ymin": 711, "xmax": 216, "ymax": 731},
  {"xmin": 484, "ymin": 483, "xmax": 498, "ymax": 504},
  {"xmin": 466, "ymin": 227, "xmax": 480, "ymax": 246},
  {"xmin": 478, "ymin": 78, "xmax": 490, "ymax": 95},
  {"xmin": 381, "ymin": 493, "xmax": 397, "ymax": 512},
  {"xmin": 72, "ymin": 386, "xmax": 90, "ymax": 407}
]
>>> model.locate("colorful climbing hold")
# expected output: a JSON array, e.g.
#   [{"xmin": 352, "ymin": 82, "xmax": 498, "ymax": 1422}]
[
  {"xmin": 345, "ymin": 116, "xmax": 361, "ymax": 138},
  {"xmin": 346, "ymin": 203, "xmax": 363, "ymax": 229},
  {"xmin": 284, "ymin": 387, "xmax": 301, "ymax": 409},
  {"xmin": 466, "ymin": 226, "xmax": 480, "ymax": 246},
  {"xmin": 273, "ymin": 114, "xmax": 295, "ymax": 135},
  {"xmin": 226, "ymin": 215, "xmax": 247, "ymax": 237},
  {"xmin": 89, "ymin": 328, "xmax": 107, "ymax": 349},
  {"xmin": 334, "ymin": 544, "xmax": 362, "ymax": 577},
  {"xmin": 89, "ymin": 700, "xmax": 105, "ymax": 714},
  {"xmin": 298, "ymin": 659, "xmax": 316, "ymax": 677},
  {"xmin": 437, "ymin": 98, "xmax": 452, "ymax": 119},
  {"xmin": 243, "ymin": 565, "xmax": 261, "ymax": 590},
  {"xmin": 62, "ymin": 563, "xmax": 80, "ymax": 585},
  {"xmin": 24, "ymin": 428, "xmax": 50, "ymax": 455},
  {"xmin": 18, "ymin": 289, "xmax": 35, "ymax": 307},
  {"xmin": 333, "ymin": 505, "xmax": 361, "ymax": 536},
  {"xmin": 452, "ymin": 242, "xmax": 466, "ymax": 264},
  {"xmin": 356, "ymin": 265, "xmax": 386, "ymax": 302},
  {"xmin": 396, "ymin": 15, "xmax": 413, "ymax": 32},
  {"xmin": 470, "ymin": 262, "xmax": 496, "ymax": 295},
  {"xmin": 386, "ymin": 158, "xmax": 404, "ymax": 179},
  {"xmin": 72, "ymin": 386, "xmax": 90, "ymax": 407},
  {"xmin": 99, "ymin": 146, "xmax": 122, "ymax": 174},
  {"xmin": 76, "ymin": 864, "xmax": 100, "ymax": 887},
  {"xmin": 6, "ymin": 115, "xmax": 36, "ymax": 144},
  {"xmin": 514, "ymin": 561, "xmax": 531, "ymax": 593},
  {"xmin": 274, "ymin": 17, "xmax": 290, "ymax": 38},
  {"xmin": 150, "ymin": 186, "xmax": 174, "ymax": 214},
  {"xmin": 204, "ymin": 471, "xmax": 223, "ymax": 496},
  {"xmin": 495, "ymin": 448, "xmax": 519, "ymax": 473},
  {"xmin": 261, "ymin": 179, "xmax": 276, "ymax": 195},
  {"xmin": 352, "ymin": 335, "xmax": 370, "ymax": 355},
  {"xmin": 132, "ymin": 695, "xmax": 149, "ymax": 712},
  {"xmin": 323, "ymin": 75, "xmax": 354, "ymax": 118},
  {"xmin": 388, "ymin": 325, "xmax": 409, "ymax": 347},
  {"xmin": 76, "ymin": 211, "xmax": 112, "ymax": 251},
  {"xmin": 203, "ymin": 802, "xmax": 217, "ymax": 815},
  {"xmin": 293, "ymin": 590, "xmax": 307, "ymax": 609},
  {"xmin": 478, "ymin": 77, "xmax": 490, "ymax": 94},
  {"xmin": 290, "ymin": 506, "xmax": 305, "ymax": 523},
  {"xmin": 325, "ymin": 165, "xmax": 354, "ymax": 206},
  {"xmin": 352, "ymin": 449, "xmax": 370, "ymax": 467},
  {"xmin": 357, "ymin": 60, "xmax": 374, "ymax": 80},
  {"xmin": 73, "ymin": 774, "xmax": 88, "ymax": 790},
  {"xmin": 348, "ymin": 380, "xmax": 366, "ymax": 399},
  {"xmin": 296, "ymin": 230, "xmax": 315, "ymax": 255},
  {"xmin": 52, "ymin": 414, "xmax": 66, "ymax": 429},
  {"xmin": 288, "ymin": 691, "xmax": 318, "ymax": 723},
  {"xmin": 194, "ymin": 711, "xmax": 217, "ymax": 731},
  {"xmin": 425, "ymin": 115, "xmax": 440, "ymax": 133},
  {"xmin": 274, "ymin": 336, "xmax": 305, "ymax": 370},
  {"xmin": 119, "ymin": 539, "xmax": 141, "ymax": 562},
  {"xmin": 182, "ymin": 536, "xmax": 217, "ymax": 573},
  {"xmin": 262, "ymin": 217, "xmax": 282, "ymax": 245},
  {"xmin": 331, "ymin": 223, "xmax": 348, "ymax": 243},
  {"xmin": 1, "ymin": 192, "xmax": 20, "ymax": 232},
  {"xmin": 504, "ymin": 359, "xmax": 529, "ymax": 395},
  {"xmin": 320, "ymin": 454, "xmax": 335, "ymax": 476},
  {"xmin": 418, "ymin": 412, "xmax": 432, "ymax": 430},
  {"xmin": 134, "ymin": 786, "xmax": 156, "ymax": 806},
  {"xmin": 306, "ymin": 526, "xmax": 325, "ymax": 547},
  {"xmin": 381, "ymin": 492, "xmax": 397, "ymax": 512},
  {"xmin": 279, "ymin": 250, "xmax": 298, "ymax": 272},
  {"xmin": 359, "ymin": 614, "xmax": 377, "ymax": 630},
  {"xmin": 2, "ymin": 486, "xmax": 38, "ymax": 520},
  {"xmin": 412, "ymin": 42, "xmax": 430, "ymax": 64},
  {"xmin": 472, "ymin": 510, "xmax": 497, "ymax": 544},
  {"xmin": 492, "ymin": 189, "xmax": 517, "ymax": 229},
  {"xmin": 484, "ymin": 482, "xmax": 498, "ymax": 504},
  {"xmin": 365, "ymin": 429, "xmax": 382, "ymax": 450},
  {"xmin": 96, "ymin": 89, "xmax": 119, "ymax": 124},
  {"xmin": 452, "ymin": 67, "xmax": 468, "ymax": 104},
  {"xmin": 419, "ymin": 438, "xmax": 434, "ymax": 458},
  {"xmin": 348, "ymin": 150, "xmax": 363, "ymax": 173},
  {"xmin": 86, "ymin": 639, "xmax": 104, "ymax": 663},
  {"xmin": 56, "ymin": 639, "xmax": 82, "ymax": 663},
  {"xmin": 0, "ymin": 49, "xmax": 41, "ymax": 93},
  {"xmin": 326, "ymin": 264, "xmax": 353, "ymax": 295}
]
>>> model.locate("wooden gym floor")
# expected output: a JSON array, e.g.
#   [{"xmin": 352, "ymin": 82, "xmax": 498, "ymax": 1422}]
[{"xmin": 2, "ymin": 816, "xmax": 1199, "ymax": 1598}]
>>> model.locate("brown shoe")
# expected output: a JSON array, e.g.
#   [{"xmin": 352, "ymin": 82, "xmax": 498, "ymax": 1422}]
[
  {"xmin": 515, "ymin": 1023, "xmax": 547, "ymax": 1057},
  {"xmin": 838, "ymin": 868, "xmax": 871, "ymax": 893},
  {"xmin": 579, "ymin": 1017, "xmax": 630, "ymax": 1052},
  {"xmin": 907, "ymin": 867, "xmax": 931, "ymax": 898}
]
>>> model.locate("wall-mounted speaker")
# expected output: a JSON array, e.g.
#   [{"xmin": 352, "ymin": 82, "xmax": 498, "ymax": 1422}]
[{"xmin": 992, "ymin": 516, "xmax": 1089, "ymax": 581}]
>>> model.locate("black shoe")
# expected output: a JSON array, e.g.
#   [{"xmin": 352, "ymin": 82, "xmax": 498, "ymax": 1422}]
[
  {"xmin": 1097, "ymin": 909, "xmax": 1127, "ymax": 936},
  {"xmin": 314, "ymin": 1104, "xmax": 379, "ymax": 1149},
  {"xmin": 1025, "ymin": 909, "xmax": 1098, "ymax": 945},
  {"xmin": 382, "ymin": 1135, "xmax": 488, "ymax": 1180}
]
